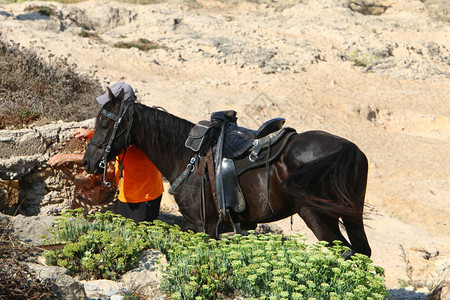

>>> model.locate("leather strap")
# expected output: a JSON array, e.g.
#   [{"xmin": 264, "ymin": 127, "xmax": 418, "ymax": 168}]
[{"xmin": 197, "ymin": 149, "xmax": 220, "ymax": 213}]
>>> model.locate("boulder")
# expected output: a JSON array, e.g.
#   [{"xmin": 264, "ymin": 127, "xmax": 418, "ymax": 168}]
[
  {"xmin": 11, "ymin": 215, "xmax": 56, "ymax": 246},
  {"xmin": 120, "ymin": 249, "xmax": 167, "ymax": 299},
  {"xmin": 26, "ymin": 263, "xmax": 87, "ymax": 300},
  {"xmin": 78, "ymin": 279, "xmax": 126, "ymax": 299}
]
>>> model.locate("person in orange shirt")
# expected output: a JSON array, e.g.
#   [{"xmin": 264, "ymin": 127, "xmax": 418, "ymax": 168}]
[{"xmin": 49, "ymin": 82, "xmax": 164, "ymax": 223}]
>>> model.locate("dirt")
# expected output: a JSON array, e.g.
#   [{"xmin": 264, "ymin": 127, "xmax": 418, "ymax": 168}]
[{"xmin": 0, "ymin": 0, "xmax": 449, "ymax": 296}]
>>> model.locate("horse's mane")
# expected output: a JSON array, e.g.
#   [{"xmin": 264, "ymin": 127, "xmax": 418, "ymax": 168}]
[{"xmin": 133, "ymin": 102, "xmax": 194, "ymax": 159}]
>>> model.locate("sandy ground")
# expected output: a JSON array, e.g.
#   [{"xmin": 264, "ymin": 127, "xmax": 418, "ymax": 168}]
[{"xmin": 1, "ymin": 0, "xmax": 449, "ymax": 294}]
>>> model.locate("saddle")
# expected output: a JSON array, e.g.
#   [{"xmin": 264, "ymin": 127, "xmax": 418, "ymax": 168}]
[
  {"xmin": 185, "ymin": 111, "xmax": 288, "ymax": 159},
  {"xmin": 183, "ymin": 110, "xmax": 296, "ymax": 215}
]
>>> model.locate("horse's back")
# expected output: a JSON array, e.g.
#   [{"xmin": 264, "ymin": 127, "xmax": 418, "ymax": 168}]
[{"xmin": 283, "ymin": 130, "xmax": 356, "ymax": 169}]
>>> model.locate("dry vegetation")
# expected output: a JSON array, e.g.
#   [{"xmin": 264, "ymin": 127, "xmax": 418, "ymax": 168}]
[
  {"xmin": 114, "ymin": 38, "xmax": 163, "ymax": 52},
  {"xmin": 0, "ymin": 35, "xmax": 102, "ymax": 129},
  {"xmin": 0, "ymin": 217, "xmax": 55, "ymax": 299},
  {"xmin": 0, "ymin": 33, "xmax": 103, "ymax": 298}
]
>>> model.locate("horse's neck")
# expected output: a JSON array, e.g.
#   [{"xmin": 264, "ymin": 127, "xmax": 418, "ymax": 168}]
[{"xmin": 130, "ymin": 105, "xmax": 193, "ymax": 183}]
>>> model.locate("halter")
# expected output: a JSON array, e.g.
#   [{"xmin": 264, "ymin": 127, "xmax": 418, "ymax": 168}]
[{"xmin": 94, "ymin": 100, "xmax": 134, "ymax": 187}]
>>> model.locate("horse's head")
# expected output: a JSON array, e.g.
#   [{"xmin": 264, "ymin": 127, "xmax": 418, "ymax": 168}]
[{"xmin": 83, "ymin": 87, "xmax": 134, "ymax": 175}]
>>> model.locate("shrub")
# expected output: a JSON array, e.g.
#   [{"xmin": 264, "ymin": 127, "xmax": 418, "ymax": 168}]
[
  {"xmin": 0, "ymin": 36, "xmax": 102, "ymax": 129},
  {"xmin": 349, "ymin": 50, "xmax": 378, "ymax": 67},
  {"xmin": 113, "ymin": 38, "xmax": 161, "ymax": 52},
  {"xmin": 43, "ymin": 209, "xmax": 389, "ymax": 299},
  {"xmin": 42, "ymin": 209, "xmax": 147, "ymax": 280}
]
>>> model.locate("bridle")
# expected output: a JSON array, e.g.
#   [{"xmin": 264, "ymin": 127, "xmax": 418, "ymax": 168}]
[{"xmin": 91, "ymin": 100, "xmax": 134, "ymax": 187}]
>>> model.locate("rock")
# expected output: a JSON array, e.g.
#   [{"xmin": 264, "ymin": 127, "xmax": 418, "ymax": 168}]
[
  {"xmin": 348, "ymin": 0, "xmax": 390, "ymax": 15},
  {"xmin": 0, "ymin": 118, "xmax": 117, "ymax": 216},
  {"xmin": 73, "ymin": 250, "xmax": 168, "ymax": 299},
  {"xmin": 422, "ymin": 0, "xmax": 450, "ymax": 23},
  {"xmin": 64, "ymin": 4, "xmax": 137, "ymax": 33},
  {"xmin": 120, "ymin": 249, "xmax": 167, "ymax": 298},
  {"xmin": 0, "ymin": 155, "xmax": 47, "ymax": 181},
  {"xmin": 388, "ymin": 288, "xmax": 428, "ymax": 299},
  {"xmin": 11, "ymin": 215, "xmax": 56, "ymax": 245},
  {"xmin": 0, "ymin": 179, "xmax": 19, "ymax": 210},
  {"xmin": 26, "ymin": 263, "xmax": 87, "ymax": 300},
  {"xmin": 79, "ymin": 279, "xmax": 125, "ymax": 299},
  {"xmin": 416, "ymin": 287, "xmax": 430, "ymax": 294},
  {"xmin": 426, "ymin": 257, "xmax": 450, "ymax": 300},
  {"xmin": 257, "ymin": 223, "xmax": 284, "ymax": 234},
  {"xmin": 0, "ymin": 119, "xmax": 94, "ymax": 180},
  {"xmin": 9, "ymin": 216, "xmax": 167, "ymax": 299}
]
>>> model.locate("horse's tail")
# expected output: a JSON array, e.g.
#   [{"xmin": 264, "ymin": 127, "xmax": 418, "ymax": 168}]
[{"xmin": 283, "ymin": 142, "xmax": 368, "ymax": 224}]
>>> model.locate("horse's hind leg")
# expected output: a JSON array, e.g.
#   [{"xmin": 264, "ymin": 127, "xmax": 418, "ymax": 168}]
[
  {"xmin": 298, "ymin": 204, "xmax": 371, "ymax": 257},
  {"xmin": 342, "ymin": 186, "xmax": 371, "ymax": 257},
  {"xmin": 297, "ymin": 207, "xmax": 353, "ymax": 254},
  {"xmin": 342, "ymin": 167, "xmax": 371, "ymax": 257},
  {"xmin": 342, "ymin": 218, "xmax": 371, "ymax": 257}
]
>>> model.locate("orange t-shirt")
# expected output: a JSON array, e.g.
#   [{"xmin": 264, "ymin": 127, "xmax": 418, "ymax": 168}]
[{"xmin": 115, "ymin": 145, "xmax": 164, "ymax": 203}]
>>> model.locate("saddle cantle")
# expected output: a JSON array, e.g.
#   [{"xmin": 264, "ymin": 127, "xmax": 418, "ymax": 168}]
[{"xmin": 221, "ymin": 117, "xmax": 287, "ymax": 159}]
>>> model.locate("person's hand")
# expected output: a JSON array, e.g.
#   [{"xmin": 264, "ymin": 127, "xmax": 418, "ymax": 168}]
[
  {"xmin": 48, "ymin": 153, "xmax": 84, "ymax": 167},
  {"xmin": 74, "ymin": 128, "xmax": 94, "ymax": 140},
  {"xmin": 49, "ymin": 153, "xmax": 71, "ymax": 167}
]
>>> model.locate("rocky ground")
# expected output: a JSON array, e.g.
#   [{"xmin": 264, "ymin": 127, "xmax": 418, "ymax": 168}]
[{"xmin": 0, "ymin": 0, "xmax": 449, "ymax": 299}]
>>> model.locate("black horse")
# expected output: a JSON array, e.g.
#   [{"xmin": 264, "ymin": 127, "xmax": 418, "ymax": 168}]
[{"xmin": 83, "ymin": 89, "xmax": 371, "ymax": 257}]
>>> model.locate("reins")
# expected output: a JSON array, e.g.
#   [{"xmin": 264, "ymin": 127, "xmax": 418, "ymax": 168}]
[{"xmin": 95, "ymin": 100, "xmax": 134, "ymax": 187}]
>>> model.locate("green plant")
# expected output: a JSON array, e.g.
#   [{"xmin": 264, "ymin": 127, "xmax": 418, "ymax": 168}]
[
  {"xmin": 123, "ymin": 293, "xmax": 145, "ymax": 300},
  {"xmin": 397, "ymin": 278, "xmax": 408, "ymax": 289},
  {"xmin": 18, "ymin": 109, "xmax": 39, "ymax": 124},
  {"xmin": 23, "ymin": 5, "xmax": 56, "ymax": 16},
  {"xmin": 79, "ymin": 30, "xmax": 90, "ymax": 38},
  {"xmin": 43, "ymin": 209, "xmax": 149, "ymax": 280},
  {"xmin": 349, "ymin": 50, "xmax": 378, "ymax": 67},
  {"xmin": 78, "ymin": 30, "xmax": 100, "ymax": 40},
  {"xmin": 157, "ymin": 233, "xmax": 388, "ymax": 300},
  {"xmin": 43, "ymin": 210, "xmax": 389, "ymax": 299},
  {"xmin": 38, "ymin": 6, "xmax": 51, "ymax": 16}
]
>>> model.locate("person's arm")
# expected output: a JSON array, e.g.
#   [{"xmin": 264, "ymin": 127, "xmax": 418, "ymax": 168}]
[
  {"xmin": 74, "ymin": 128, "xmax": 94, "ymax": 140},
  {"xmin": 48, "ymin": 128, "xmax": 93, "ymax": 167},
  {"xmin": 48, "ymin": 153, "xmax": 84, "ymax": 167}
]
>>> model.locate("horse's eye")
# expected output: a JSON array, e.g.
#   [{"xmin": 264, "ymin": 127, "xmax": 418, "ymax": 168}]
[{"xmin": 100, "ymin": 118, "xmax": 110, "ymax": 129}]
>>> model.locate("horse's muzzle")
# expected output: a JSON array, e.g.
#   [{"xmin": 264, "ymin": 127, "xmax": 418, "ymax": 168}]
[{"xmin": 82, "ymin": 159, "xmax": 100, "ymax": 174}]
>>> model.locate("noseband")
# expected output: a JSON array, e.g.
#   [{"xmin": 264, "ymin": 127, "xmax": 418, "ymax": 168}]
[{"xmin": 94, "ymin": 100, "xmax": 134, "ymax": 187}]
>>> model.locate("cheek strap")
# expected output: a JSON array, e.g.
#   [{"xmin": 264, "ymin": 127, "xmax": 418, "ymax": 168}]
[{"xmin": 98, "ymin": 101, "xmax": 133, "ymax": 187}]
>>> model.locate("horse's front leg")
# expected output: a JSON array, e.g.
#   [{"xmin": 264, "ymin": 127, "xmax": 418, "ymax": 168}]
[{"xmin": 200, "ymin": 192, "xmax": 221, "ymax": 239}]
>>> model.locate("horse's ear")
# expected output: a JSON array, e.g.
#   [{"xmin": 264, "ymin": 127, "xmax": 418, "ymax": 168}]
[
  {"xmin": 117, "ymin": 88, "xmax": 125, "ymax": 101},
  {"xmin": 107, "ymin": 87, "xmax": 116, "ymax": 102}
]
